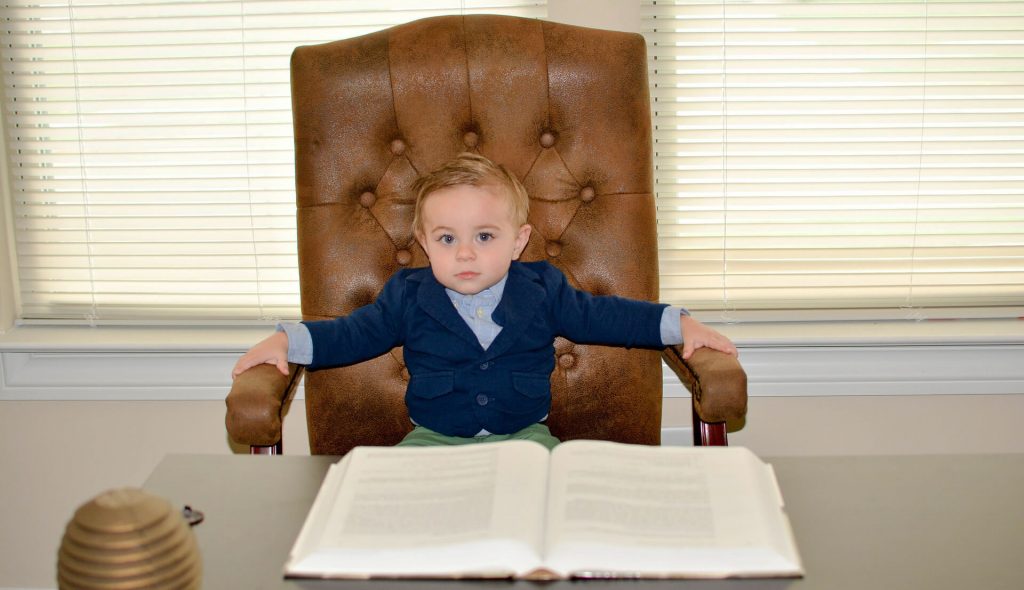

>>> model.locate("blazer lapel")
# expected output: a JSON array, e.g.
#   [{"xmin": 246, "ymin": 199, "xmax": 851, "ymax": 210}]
[
  {"xmin": 486, "ymin": 263, "xmax": 546, "ymax": 359},
  {"xmin": 413, "ymin": 271, "xmax": 484, "ymax": 350}
]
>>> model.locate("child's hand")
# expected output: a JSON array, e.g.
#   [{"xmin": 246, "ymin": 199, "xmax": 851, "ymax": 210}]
[
  {"xmin": 232, "ymin": 331, "xmax": 290, "ymax": 379},
  {"xmin": 679, "ymin": 316, "xmax": 738, "ymax": 360}
]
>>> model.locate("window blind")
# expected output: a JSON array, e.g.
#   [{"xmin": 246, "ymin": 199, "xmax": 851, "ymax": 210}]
[
  {"xmin": 643, "ymin": 0, "xmax": 1024, "ymax": 321},
  {"xmin": 2, "ymin": 0, "xmax": 546, "ymax": 322}
]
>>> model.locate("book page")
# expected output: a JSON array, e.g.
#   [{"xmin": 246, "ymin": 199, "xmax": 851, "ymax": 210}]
[
  {"xmin": 286, "ymin": 440, "xmax": 551, "ymax": 578},
  {"xmin": 285, "ymin": 454, "xmax": 352, "ymax": 569},
  {"xmin": 543, "ymin": 441, "xmax": 802, "ymax": 578}
]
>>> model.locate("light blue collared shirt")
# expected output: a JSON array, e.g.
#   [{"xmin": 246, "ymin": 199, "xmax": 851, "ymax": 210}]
[{"xmin": 445, "ymin": 275, "xmax": 507, "ymax": 350}]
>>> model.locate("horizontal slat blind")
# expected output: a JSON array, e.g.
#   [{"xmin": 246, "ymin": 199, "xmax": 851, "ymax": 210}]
[
  {"xmin": 643, "ymin": 0, "xmax": 1024, "ymax": 320},
  {"xmin": 2, "ymin": 0, "xmax": 546, "ymax": 322}
]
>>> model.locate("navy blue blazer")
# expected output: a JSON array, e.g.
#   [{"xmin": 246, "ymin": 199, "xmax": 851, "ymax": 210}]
[{"xmin": 303, "ymin": 261, "xmax": 668, "ymax": 437}]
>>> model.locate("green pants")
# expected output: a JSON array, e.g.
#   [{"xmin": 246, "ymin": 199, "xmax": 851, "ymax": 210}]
[{"xmin": 397, "ymin": 423, "xmax": 560, "ymax": 450}]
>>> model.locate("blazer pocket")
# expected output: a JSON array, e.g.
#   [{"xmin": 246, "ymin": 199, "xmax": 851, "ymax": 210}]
[
  {"xmin": 407, "ymin": 372, "xmax": 455, "ymax": 400},
  {"xmin": 511, "ymin": 372, "xmax": 551, "ymax": 399}
]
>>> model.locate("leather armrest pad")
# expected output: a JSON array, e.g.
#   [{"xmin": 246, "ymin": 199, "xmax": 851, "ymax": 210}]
[
  {"xmin": 662, "ymin": 346, "xmax": 747, "ymax": 424},
  {"xmin": 225, "ymin": 363, "xmax": 304, "ymax": 446}
]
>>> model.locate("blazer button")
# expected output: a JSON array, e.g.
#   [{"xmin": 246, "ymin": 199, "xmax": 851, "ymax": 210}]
[
  {"xmin": 479, "ymin": 362, "xmax": 490, "ymax": 370},
  {"xmin": 476, "ymin": 394, "xmax": 489, "ymax": 406}
]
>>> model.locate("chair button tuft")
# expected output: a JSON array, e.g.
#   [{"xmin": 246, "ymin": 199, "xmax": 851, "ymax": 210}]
[
  {"xmin": 390, "ymin": 138, "xmax": 406, "ymax": 155},
  {"xmin": 395, "ymin": 249, "xmax": 413, "ymax": 265},
  {"xmin": 580, "ymin": 186, "xmax": 596, "ymax": 202},
  {"xmin": 359, "ymin": 191, "xmax": 376, "ymax": 208},
  {"xmin": 540, "ymin": 131, "xmax": 556, "ymax": 148},
  {"xmin": 545, "ymin": 241, "xmax": 562, "ymax": 258},
  {"xmin": 558, "ymin": 353, "xmax": 575, "ymax": 369},
  {"xmin": 463, "ymin": 131, "xmax": 479, "ymax": 148}
]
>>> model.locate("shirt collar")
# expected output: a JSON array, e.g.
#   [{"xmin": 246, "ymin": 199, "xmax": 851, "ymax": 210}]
[{"xmin": 445, "ymin": 273, "xmax": 508, "ymax": 308}]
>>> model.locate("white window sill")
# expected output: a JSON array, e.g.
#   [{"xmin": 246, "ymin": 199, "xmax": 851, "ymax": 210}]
[
  {"xmin": 720, "ymin": 317, "xmax": 1024, "ymax": 348},
  {"xmin": 1, "ymin": 319, "xmax": 1022, "ymax": 400},
  {"xmin": 1, "ymin": 317, "xmax": 1021, "ymax": 352},
  {"xmin": 0, "ymin": 323, "xmax": 278, "ymax": 353}
]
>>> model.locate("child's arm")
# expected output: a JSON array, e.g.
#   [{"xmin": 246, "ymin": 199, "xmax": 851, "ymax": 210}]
[
  {"xmin": 232, "ymin": 330, "xmax": 290, "ymax": 379},
  {"xmin": 680, "ymin": 315, "xmax": 738, "ymax": 360}
]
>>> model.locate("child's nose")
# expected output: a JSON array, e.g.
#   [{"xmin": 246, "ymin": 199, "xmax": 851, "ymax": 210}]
[{"xmin": 456, "ymin": 243, "xmax": 475, "ymax": 260}]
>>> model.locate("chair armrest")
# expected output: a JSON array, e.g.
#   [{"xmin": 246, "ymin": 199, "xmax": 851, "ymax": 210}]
[
  {"xmin": 225, "ymin": 363, "xmax": 304, "ymax": 446},
  {"xmin": 662, "ymin": 346, "xmax": 747, "ymax": 424}
]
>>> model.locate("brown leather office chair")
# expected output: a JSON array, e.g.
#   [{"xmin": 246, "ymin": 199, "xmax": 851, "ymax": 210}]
[{"xmin": 226, "ymin": 14, "xmax": 746, "ymax": 456}]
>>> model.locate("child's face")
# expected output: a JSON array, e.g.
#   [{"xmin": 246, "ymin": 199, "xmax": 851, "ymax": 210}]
[{"xmin": 416, "ymin": 184, "xmax": 531, "ymax": 295}]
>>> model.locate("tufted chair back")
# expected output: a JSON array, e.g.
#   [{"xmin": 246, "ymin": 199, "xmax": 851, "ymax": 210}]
[{"xmin": 289, "ymin": 14, "xmax": 663, "ymax": 455}]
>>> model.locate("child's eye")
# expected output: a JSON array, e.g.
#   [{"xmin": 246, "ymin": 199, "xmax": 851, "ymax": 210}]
[
  {"xmin": 477, "ymin": 232, "xmax": 494, "ymax": 242},
  {"xmin": 438, "ymin": 234, "xmax": 455, "ymax": 245}
]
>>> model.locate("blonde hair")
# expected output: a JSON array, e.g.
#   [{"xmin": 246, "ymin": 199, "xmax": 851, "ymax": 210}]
[{"xmin": 412, "ymin": 152, "xmax": 530, "ymax": 235}]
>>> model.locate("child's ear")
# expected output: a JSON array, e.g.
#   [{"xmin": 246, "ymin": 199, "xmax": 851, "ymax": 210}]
[{"xmin": 512, "ymin": 224, "xmax": 532, "ymax": 260}]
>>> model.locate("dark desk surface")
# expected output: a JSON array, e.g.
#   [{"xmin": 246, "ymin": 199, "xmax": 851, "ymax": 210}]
[{"xmin": 143, "ymin": 452, "xmax": 1024, "ymax": 590}]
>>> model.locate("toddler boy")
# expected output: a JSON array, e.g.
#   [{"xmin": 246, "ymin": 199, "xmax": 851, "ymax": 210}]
[{"xmin": 232, "ymin": 153, "xmax": 736, "ymax": 449}]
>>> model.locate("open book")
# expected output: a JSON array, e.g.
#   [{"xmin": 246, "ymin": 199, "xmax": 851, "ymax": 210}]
[{"xmin": 285, "ymin": 440, "xmax": 803, "ymax": 580}]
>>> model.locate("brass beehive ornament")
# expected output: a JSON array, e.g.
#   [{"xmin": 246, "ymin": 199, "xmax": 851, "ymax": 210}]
[{"xmin": 57, "ymin": 487, "xmax": 202, "ymax": 589}]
